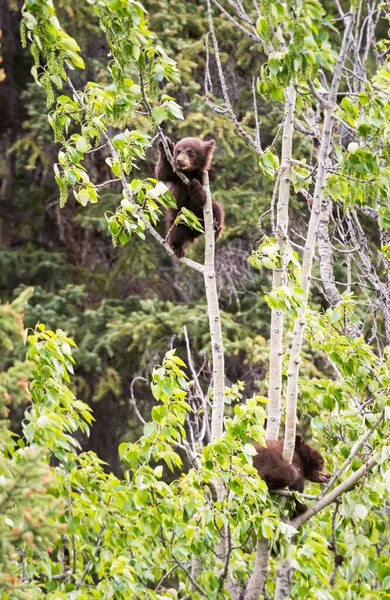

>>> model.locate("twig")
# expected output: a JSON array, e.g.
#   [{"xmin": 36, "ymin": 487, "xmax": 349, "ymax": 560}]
[
  {"xmin": 172, "ymin": 554, "xmax": 208, "ymax": 596},
  {"xmin": 130, "ymin": 376, "xmax": 147, "ymax": 425},
  {"xmin": 210, "ymin": 0, "xmax": 261, "ymax": 42},
  {"xmin": 322, "ymin": 411, "xmax": 383, "ymax": 493},
  {"xmin": 206, "ymin": 0, "xmax": 258, "ymax": 151}
]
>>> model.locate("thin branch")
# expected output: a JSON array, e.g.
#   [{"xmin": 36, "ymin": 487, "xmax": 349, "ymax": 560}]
[
  {"xmin": 206, "ymin": 1, "xmax": 258, "ymax": 151},
  {"xmin": 252, "ymin": 76, "xmax": 262, "ymax": 153},
  {"xmin": 183, "ymin": 325, "xmax": 211, "ymax": 444},
  {"xmin": 292, "ymin": 456, "xmax": 377, "ymax": 528},
  {"xmin": 307, "ymin": 78, "xmax": 329, "ymax": 108},
  {"xmin": 210, "ymin": 0, "xmax": 262, "ymax": 42},
  {"xmin": 155, "ymin": 564, "xmax": 179, "ymax": 592},
  {"xmin": 130, "ymin": 376, "xmax": 147, "ymax": 425},
  {"xmin": 322, "ymin": 411, "xmax": 383, "ymax": 493},
  {"xmin": 95, "ymin": 178, "xmax": 121, "ymax": 188},
  {"xmin": 172, "ymin": 554, "xmax": 208, "ymax": 596}
]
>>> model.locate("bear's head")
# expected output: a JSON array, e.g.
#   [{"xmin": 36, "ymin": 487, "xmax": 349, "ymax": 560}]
[
  {"xmin": 173, "ymin": 137, "xmax": 216, "ymax": 173},
  {"xmin": 295, "ymin": 435, "xmax": 331, "ymax": 484}
]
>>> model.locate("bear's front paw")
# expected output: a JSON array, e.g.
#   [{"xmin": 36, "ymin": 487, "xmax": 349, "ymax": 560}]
[
  {"xmin": 293, "ymin": 502, "xmax": 308, "ymax": 517},
  {"xmin": 189, "ymin": 179, "xmax": 206, "ymax": 206},
  {"xmin": 171, "ymin": 244, "xmax": 185, "ymax": 259},
  {"xmin": 158, "ymin": 138, "xmax": 174, "ymax": 157}
]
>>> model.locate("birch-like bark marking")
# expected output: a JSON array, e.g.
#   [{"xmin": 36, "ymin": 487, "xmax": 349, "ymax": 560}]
[
  {"xmin": 274, "ymin": 558, "xmax": 293, "ymax": 600},
  {"xmin": 318, "ymin": 199, "xmax": 361, "ymax": 336},
  {"xmin": 243, "ymin": 539, "xmax": 270, "ymax": 600},
  {"xmin": 282, "ymin": 11, "xmax": 355, "ymax": 463},
  {"xmin": 317, "ymin": 198, "xmax": 343, "ymax": 307},
  {"xmin": 266, "ymin": 83, "xmax": 296, "ymax": 441},
  {"xmin": 203, "ymin": 171, "xmax": 225, "ymax": 442}
]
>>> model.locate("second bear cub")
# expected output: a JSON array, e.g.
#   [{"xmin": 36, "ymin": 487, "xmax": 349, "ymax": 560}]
[
  {"xmin": 253, "ymin": 435, "xmax": 331, "ymax": 514},
  {"xmin": 155, "ymin": 137, "xmax": 224, "ymax": 258}
]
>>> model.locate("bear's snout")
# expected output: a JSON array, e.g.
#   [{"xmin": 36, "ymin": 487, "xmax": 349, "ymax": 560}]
[
  {"xmin": 176, "ymin": 159, "xmax": 191, "ymax": 171},
  {"xmin": 317, "ymin": 468, "xmax": 332, "ymax": 484}
]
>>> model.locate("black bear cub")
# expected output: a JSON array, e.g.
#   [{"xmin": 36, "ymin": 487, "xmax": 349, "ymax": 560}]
[
  {"xmin": 155, "ymin": 137, "xmax": 224, "ymax": 258},
  {"xmin": 253, "ymin": 435, "xmax": 331, "ymax": 515}
]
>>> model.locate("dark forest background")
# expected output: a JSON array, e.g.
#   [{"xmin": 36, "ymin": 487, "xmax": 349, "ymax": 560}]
[{"xmin": 0, "ymin": 0, "xmax": 364, "ymax": 472}]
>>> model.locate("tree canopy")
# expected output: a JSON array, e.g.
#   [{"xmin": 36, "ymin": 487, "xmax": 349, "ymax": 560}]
[{"xmin": 1, "ymin": 0, "xmax": 390, "ymax": 598}]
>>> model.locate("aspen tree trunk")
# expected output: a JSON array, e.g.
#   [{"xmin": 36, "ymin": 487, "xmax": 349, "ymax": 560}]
[
  {"xmin": 266, "ymin": 83, "xmax": 297, "ymax": 441},
  {"xmin": 243, "ymin": 538, "xmax": 270, "ymax": 600},
  {"xmin": 282, "ymin": 11, "xmax": 355, "ymax": 463},
  {"xmin": 242, "ymin": 84, "xmax": 297, "ymax": 600},
  {"xmin": 203, "ymin": 171, "xmax": 225, "ymax": 442},
  {"xmin": 275, "ymin": 11, "xmax": 355, "ymax": 600}
]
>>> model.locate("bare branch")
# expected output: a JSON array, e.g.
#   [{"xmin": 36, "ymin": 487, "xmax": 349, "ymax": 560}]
[
  {"xmin": 205, "ymin": 1, "xmax": 259, "ymax": 151},
  {"xmin": 172, "ymin": 554, "xmax": 207, "ymax": 596},
  {"xmin": 130, "ymin": 376, "xmax": 147, "ymax": 425},
  {"xmin": 210, "ymin": 0, "xmax": 262, "ymax": 42}
]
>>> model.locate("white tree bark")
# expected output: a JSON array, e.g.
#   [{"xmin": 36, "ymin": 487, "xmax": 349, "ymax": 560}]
[
  {"xmin": 243, "ymin": 539, "xmax": 270, "ymax": 600},
  {"xmin": 282, "ymin": 10, "xmax": 355, "ymax": 463},
  {"xmin": 266, "ymin": 83, "xmax": 296, "ymax": 441},
  {"xmin": 274, "ymin": 558, "xmax": 293, "ymax": 600},
  {"xmin": 203, "ymin": 171, "xmax": 225, "ymax": 442}
]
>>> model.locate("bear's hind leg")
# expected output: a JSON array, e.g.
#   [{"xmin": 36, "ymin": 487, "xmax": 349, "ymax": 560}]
[
  {"xmin": 212, "ymin": 200, "xmax": 224, "ymax": 239},
  {"xmin": 168, "ymin": 224, "xmax": 199, "ymax": 258}
]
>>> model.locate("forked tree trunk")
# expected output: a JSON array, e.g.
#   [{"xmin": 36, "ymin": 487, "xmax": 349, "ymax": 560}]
[{"xmin": 266, "ymin": 83, "xmax": 296, "ymax": 441}]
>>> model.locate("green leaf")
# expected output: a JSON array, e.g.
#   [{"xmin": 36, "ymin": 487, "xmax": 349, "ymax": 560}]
[
  {"xmin": 143, "ymin": 422, "xmax": 156, "ymax": 438},
  {"xmin": 152, "ymin": 107, "xmax": 167, "ymax": 124}
]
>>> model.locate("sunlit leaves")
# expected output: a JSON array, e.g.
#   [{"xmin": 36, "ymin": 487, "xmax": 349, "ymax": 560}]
[
  {"xmin": 258, "ymin": 149, "xmax": 279, "ymax": 179},
  {"xmin": 23, "ymin": 0, "xmax": 182, "ymax": 237},
  {"xmin": 255, "ymin": 0, "xmax": 333, "ymax": 100},
  {"xmin": 105, "ymin": 178, "xmax": 175, "ymax": 245}
]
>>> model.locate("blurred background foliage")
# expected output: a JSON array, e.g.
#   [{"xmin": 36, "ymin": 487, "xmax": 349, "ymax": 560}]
[{"xmin": 1, "ymin": 0, "xmax": 340, "ymax": 471}]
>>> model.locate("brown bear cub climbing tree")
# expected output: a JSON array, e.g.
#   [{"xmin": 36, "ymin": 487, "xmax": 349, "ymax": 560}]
[
  {"xmin": 253, "ymin": 435, "xmax": 331, "ymax": 515},
  {"xmin": 155, "ymin": 137, "xmax": 224, "ymax": 258}
]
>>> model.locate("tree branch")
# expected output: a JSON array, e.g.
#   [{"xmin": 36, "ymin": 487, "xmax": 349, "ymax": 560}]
[{"xmin": 292, "ymin": 456, "xmax": 377, "ymax": 528}]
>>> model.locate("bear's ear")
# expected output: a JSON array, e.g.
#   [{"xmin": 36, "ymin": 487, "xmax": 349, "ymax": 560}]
[
  {"xmin": 202, "ymin": 139, "xmax": 216, "ymax": 170},
  {"xmin": 295, "ymin": 435, "xmax": 305, "ymax": 448},
  {"xmin": 204, "ymin": 139, "xmax": 216, "ymax": 152}
]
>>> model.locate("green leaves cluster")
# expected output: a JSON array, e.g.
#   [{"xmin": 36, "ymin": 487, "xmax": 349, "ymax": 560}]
[
  {"xmin": 22, "ymin": 0, "xmax": 183, "ymax": 239},
  {"xmin": 256, "ymin": 0, "xmax": 334, "ymax": 100},
  {"xmin": 106, "ymin": 178, "xmax": 176, "ymax": 245},
  {"xmin": 249, "ymin": 237, "xmax": 304, "ymax": 314}
]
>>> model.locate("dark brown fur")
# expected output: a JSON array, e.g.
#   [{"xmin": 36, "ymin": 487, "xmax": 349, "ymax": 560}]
[
  {"xmin": 253, "ymin": 435, "xmax": 331, "ymax": 515},
  {"xmin": 155, "ymin": 137, "xmax": 224, "ymax": 258}
]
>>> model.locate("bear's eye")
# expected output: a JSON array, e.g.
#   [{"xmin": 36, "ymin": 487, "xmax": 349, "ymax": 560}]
[{"xmin": 187, "ymin": 150, "xmax": 194, "ymax": 157}]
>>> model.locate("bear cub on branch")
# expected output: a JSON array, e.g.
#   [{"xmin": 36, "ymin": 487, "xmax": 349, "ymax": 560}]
[
  {"xmin": 155, "ymin": 137, "xmax": 224, "ymax": 258},
  {"xmin": 253, "ymin": 435, "xmax": 331, "ymax": 515}
]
